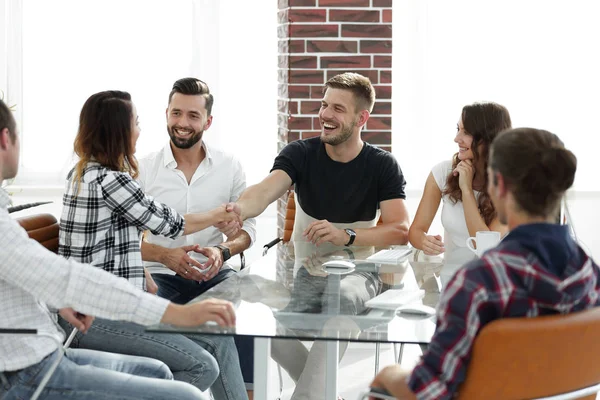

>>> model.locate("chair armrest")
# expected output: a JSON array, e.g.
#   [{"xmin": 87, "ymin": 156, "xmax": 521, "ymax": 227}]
[
  {"xmin": 0, "ymin": 328, "xmax": 38, "ymax": 334},
  {"xmin": 239, "ymin": 251, "xmax": 246, "ymax": 270},
  {"xmin": 262, "ymin": 238, "xmax": 282, "ymax": 256}
]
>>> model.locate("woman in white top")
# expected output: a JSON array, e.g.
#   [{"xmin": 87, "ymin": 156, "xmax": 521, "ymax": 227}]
[{"xmin": 409, "ymin": 102, "xmax": 511, "ymax": 268}]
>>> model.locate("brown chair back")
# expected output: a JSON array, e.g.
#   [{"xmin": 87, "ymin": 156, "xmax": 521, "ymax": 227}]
[
  {"xmin": 456, "ymin": 307, "xmax": 600, "ymax": 399},
  {"xmin": 15, "ymin": 213, "xmax": 59, "ymax": 254},
  {"xmin": 282, "ymin": 192, "xmax": 296, "ymax": 242}
]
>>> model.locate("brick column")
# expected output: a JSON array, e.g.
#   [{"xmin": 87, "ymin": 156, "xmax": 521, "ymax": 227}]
[{"xmin": 276, "ymin": 0, "xmax": 392, "ymax": 238}]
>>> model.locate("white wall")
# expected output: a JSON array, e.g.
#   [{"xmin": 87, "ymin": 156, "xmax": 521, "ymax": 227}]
[
  {"xmin": 6, "ymin": 0, "xmax": 277, "ymax": 191},
  {"xmin": 393, "ymin": 0, "xmax": 600, "ymax": 193}
]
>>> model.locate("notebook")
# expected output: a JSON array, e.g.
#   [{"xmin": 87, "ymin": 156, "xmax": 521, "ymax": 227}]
[
  {"xmin": 365, "ymin": 289, "xmax": 425, "ymax": 310},
  {"xmin": 366, "ymin": 248, "xmax": 412, "ymax": 264}
]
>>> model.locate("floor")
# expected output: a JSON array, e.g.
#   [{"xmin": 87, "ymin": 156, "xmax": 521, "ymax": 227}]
[{"xmin": 270, "ymin": 341, "xmax": 423, "ymax": 400}]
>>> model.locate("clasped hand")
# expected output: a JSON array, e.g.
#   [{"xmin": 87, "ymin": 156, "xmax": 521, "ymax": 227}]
[
  {"xmin": 211, "ymin": 204, "xmax": 242, "ymax": 237},
  {"xmin": 162, "ymin": 245, "xmax": 224, "ymax": 282}
]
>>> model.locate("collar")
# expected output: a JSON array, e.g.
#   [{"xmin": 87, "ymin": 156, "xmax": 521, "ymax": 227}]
[
  {"xmin": 162, "ymin": 141, "xmax": 213, "ymax": 169},
  {"xmin": 0, "ymin": 188, "xmax": 11, "ymax": 209}
]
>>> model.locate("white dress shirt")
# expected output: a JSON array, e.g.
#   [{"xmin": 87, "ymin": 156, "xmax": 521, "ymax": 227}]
[
  {"xmin": 138, "ymin": 141, "xmax": 257, "ymax": 275},
  {"xmin": 0, "ymin": 189, "xmax": 169, "ymax": 372}
]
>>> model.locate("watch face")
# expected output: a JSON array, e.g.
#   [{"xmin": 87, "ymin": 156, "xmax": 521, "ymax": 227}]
[{"xmin": 216, "ymin": 245, "xmax": 231, "ymax": 261}]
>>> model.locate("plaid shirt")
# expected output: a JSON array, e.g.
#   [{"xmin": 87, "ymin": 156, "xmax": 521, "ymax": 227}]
[
  {"xmin": 0, "ymin": 188, "xmax": 169, "ymax": 372},
  {"xmin": 408, "ymin": 224, "xmax": 600, "ymax": 399},
  {"xmin": 59, "ymin": 163, "xmax": 185, "ymax": 291}
]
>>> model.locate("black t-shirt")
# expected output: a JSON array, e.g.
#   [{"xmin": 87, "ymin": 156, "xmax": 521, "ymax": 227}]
[{"xmin": 271, "ymin": 137, "xmax": 406, "ymax": 223}]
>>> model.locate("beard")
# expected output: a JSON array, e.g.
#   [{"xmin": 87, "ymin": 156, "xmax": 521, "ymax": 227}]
[
  {"xmin": 168, "ymin": 125, "xmax": 204, "ymax": 149},
  {"xmin": 320, "ymin": 120, "xmax": 356, "ymax": 146}
]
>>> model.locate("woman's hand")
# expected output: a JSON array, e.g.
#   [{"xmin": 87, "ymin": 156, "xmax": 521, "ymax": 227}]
[
  {"xmin": 453, "ymin": 159, "xmax": 475, "ymax": 193},
  {"xmin": 422, "ymin": 234, "xmax": 445, "ymax": 256}
]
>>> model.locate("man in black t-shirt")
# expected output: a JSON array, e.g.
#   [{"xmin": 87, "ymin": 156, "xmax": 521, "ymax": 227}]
[
  {"xmin": 228, "ymin": 72, "xmax": 410, "ymax": 247},
  {"xmin": 226, "ymin": 72, "xmax": 411, "ymax": 399}
]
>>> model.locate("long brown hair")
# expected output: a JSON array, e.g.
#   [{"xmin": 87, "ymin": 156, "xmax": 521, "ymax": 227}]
[
  {"xmin": 443, "ymin": 102, "xmax": 512, "ymax": 225},
  {"xmin": 72, "ymin": 91, "xmax": 138, "ymax": 189},
  {"xmin": 490, "ymin": 128, "xmax": 576, "ymax": 218}
]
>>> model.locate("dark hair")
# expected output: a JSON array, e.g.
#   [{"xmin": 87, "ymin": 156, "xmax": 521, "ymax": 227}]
[
  {"xmin": 72, "ymin": 91, "xmax": 138, "ymax": 188},
  {"xmin": 0, "ymin": 99, "xmax": 16, "ymax": 143},
  {"xmin": 324, "ymin": 72, "xmax": 376, "ymax": 113},
  {"xmin": 490, "ymin": 128, "xmax": 577, "ymax": 217},
  {"xmin": 444, "ymin": 102, "xmax": 512, "ymax": 225},
  {"xmin": 168, "ymin": 78, "xmax": 214, "ymax": 116}
]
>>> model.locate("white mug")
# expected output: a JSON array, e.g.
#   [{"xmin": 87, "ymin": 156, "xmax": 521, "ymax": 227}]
[{"xmin": 466, "ymin": 231, "xmax": 501, "ymax": 257}]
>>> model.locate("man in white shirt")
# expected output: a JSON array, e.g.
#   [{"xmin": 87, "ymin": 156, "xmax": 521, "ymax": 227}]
[
  {"xmin": 138, "ymin": 77, "xmax": 256, "ymax": 301},
  {"xmin": 137, "ymin": 78, "xmax": 256, "ymax": 395},
  {"xmin": 0, "ymin": 99, "xmax": 235, "ymax": 399}
]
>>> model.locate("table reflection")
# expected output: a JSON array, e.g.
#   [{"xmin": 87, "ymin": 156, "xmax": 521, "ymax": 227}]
[{"xmin": 150, "ymin": 241, "xmax": 439, "ymax": 345}]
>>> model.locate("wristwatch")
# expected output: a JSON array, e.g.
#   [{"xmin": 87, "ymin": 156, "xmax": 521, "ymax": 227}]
[
  {"xmin": 344, "ymin": 229, "xmax": 356, "ymax": 247},
  {"xmin": 214, "ymin": 244, "xmax": 231, "ymax": 262}
]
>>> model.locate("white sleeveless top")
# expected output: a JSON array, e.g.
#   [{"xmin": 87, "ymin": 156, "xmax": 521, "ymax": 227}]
[{"xmin": 431, "ymin": 160, "xmax": 479, "ymax": 267}]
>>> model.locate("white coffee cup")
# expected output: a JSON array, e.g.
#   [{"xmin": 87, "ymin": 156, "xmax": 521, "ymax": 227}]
[{"xmin": 466, "ymin": 231, "xmax": 501, "ymax": 257}]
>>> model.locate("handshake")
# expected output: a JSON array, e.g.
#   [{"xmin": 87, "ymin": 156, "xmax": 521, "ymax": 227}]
[{"xmin": 209, "ymin": 202, "xmax": 244, "ymax": 238}]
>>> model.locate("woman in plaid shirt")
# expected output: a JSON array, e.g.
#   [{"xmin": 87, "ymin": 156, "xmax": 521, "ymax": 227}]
[
  {"xmin": 370, "ymin": 127, "xmax": 600, "ymax": 400},
  {"xmin": 58, "ymin": 91, "xmax": 248, "ymax": 400}
]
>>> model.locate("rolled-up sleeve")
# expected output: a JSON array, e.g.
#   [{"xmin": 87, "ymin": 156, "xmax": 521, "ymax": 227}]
[{"xmin": 101, "ymin": 171, "xmax": 185, "ymax": 239}]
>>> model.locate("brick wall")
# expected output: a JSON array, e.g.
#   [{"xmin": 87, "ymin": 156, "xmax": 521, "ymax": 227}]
[{"xmin": 276, "ymin": 0, "xmax": 392, "ymax": 237}]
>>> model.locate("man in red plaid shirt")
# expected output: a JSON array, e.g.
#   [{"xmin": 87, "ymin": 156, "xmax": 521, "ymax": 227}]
[{"xmin": 370, "ymin": 127, "xmax": 600, "ymax": 400}]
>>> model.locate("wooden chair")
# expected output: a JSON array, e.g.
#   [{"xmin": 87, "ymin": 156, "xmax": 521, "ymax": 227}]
[{"xmin": 360, "ymin": 307, "xmax": 600, "ymax": 400}]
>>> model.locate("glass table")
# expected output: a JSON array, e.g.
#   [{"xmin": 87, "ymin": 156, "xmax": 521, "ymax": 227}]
[{"xmin": 148, "ymin": 241, "xmax": 443, "ymax": 400}]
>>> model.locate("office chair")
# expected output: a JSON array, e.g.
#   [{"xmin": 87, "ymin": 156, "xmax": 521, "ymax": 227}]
[{"xmin": 360, "ymin": 307, "xmax": 600, "ymax": 400}]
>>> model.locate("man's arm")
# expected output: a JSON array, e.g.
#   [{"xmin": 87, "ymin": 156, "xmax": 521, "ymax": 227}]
[
  {"xmin": 303, "ymin": 198, "xmax": 410, "ymax": 247},
  {"xmin": 232, "ymin": 170, "xmax": 292, "ymax": 219},
  {"xmin": 353, "ymin": 198, "xmax": 410, "ymax": 246}
]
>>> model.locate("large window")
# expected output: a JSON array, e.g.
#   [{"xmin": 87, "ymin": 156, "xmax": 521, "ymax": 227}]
[
  {"xmin": 8, "ymin": 0, "xmax": 277, "ymax": 188},
  {"xmin": 393, "ymin": 0, "xmax": 600, "ymax": 192}
]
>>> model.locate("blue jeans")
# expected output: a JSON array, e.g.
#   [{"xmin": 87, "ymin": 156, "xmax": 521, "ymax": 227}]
[
  {"xmin": 152, "ymin": 271, "xmax": 254, "ymax": 389},
  {"xmin": 59, "ymin": 316, "xmax": 247, "ymax": 400},
  {"xmin": 0, "ymin": 348, "xmax": 205, "ymax": 400}
]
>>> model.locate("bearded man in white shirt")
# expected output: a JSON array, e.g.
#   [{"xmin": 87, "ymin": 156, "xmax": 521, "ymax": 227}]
[
  {"xmin": 0, "ymin": 99, "xmax": 236, "ymax": 399},
  {"xmin": 137, "ymin": 79, "xmax": 256, "ymax": 394},
  {"xmin": 138, "ymin": 77, "xmax": 256, "ymax": 303}
]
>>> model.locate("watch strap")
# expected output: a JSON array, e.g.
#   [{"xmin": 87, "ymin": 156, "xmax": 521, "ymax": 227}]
[
  {"xmin": 344, "ymin": 229, "xmax": 356, "ymax": 246},
  {"xmin": 215, "ymin": 244, "xmax": 231, "ymax": 262}
]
